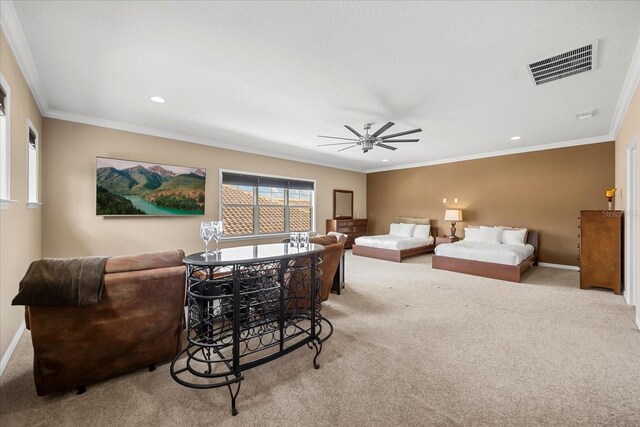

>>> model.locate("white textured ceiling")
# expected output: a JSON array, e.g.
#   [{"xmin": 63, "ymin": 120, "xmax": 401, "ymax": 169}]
[{"xmin": 6, "ymin": 1, "xmax": 640, "ymax": 172}]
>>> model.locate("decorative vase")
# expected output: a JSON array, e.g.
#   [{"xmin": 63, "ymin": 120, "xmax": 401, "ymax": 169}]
[{"xmin": 604, "ymin": 188, "xmax": 616, "ymax": 211}]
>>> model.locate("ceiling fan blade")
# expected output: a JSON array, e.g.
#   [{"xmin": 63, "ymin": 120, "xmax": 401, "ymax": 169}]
[
  {"xmin": 318, "ymin": 135, "xmax": 359, "ymax": 141},
  {"xmin": 344, "ymin": 125, "xmax": 363, "ymax": 138},
  {"xmin": 381, "ymin": 139, "xmax": 420, "ymax": 143},
  {"xmin": 371, "ymin": 121, "xmax": 395, "ymax": 138},
  {"xmin": 376, "ymin": 143, "xmax": 398, "ymax": 151},
  {"xmin": 318, "ymin": 141, "xmax": 359, "ymax": 146},
  {"xmin": 381, "ymin": 128, "xmax": 422, "ymax": 140},
  {"xmin": 338, "ymin": 144, "xmax": 357, "ymax": 152}
]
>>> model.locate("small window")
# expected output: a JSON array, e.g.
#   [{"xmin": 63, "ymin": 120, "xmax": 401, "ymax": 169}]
[
  {"xmin": 0, "ymin": 75, "xmax": 10, "ymax": 206},
  {"xmin": 27, "ymin": 122, "xmax": 40, "ymax": 206}
]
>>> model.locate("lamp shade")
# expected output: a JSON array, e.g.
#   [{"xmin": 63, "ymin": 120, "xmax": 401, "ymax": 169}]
[{"xmin": 444, "ymin": 209, "xmax": 463, "ymax": 221}]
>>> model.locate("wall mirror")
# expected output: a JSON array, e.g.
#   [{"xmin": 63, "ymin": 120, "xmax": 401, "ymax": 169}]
[{"xmin": 333, "ymin": 189, "xmax": 354, "ymax": 219}]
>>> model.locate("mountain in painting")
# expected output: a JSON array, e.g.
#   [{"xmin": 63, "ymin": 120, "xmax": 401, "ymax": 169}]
[
  {"xmin": 145, "ymin": 173, "xmax": 205, "ymax": 212},
  {"xmin": 96, "ymin": 167, "xmax": 137, "ymax": 194},
  {"xmin": 124, "ymin": 165, "xmax": 164, "ymax": 195},
  {"xmin": 147, "ymin": 165, "xmax": 177, "ymax": 180}
]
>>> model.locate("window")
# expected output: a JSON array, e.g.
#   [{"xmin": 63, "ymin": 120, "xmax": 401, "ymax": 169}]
[
  {"xmin": 0, "ymin": 74, "xmax": 11, "ymax": 208},
  {"xmin": 220, "ymin": 171, "xmax": 315, "ymax": 237},
  {"xmin": 27, "ymin": 122, "xmax": 40, "ymax": 207}
]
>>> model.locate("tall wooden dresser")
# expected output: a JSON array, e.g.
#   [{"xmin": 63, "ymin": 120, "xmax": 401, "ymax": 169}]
[
  {"xmin": 326, "ymin": 219, "xmax": 368, "ymax": 249},
  {"xmin": 579, "ymin": 210, "xmax": 624, "ymax": 295}
]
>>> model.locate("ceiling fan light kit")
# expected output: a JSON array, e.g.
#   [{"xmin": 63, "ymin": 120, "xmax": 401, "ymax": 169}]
[{"xmin": 318, "ymin": 122, "xmax": 422, "ymax": 153}]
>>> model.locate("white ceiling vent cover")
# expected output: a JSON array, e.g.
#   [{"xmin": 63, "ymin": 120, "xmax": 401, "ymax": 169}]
[{"xmin": 527, "ymin": 40, "xmax": 599, "ymax": 86}]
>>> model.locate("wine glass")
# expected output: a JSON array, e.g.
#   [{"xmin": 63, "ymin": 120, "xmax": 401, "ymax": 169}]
[
  {"xmin": 200, "ymin": 221, "xmax": 214, "ymax": 257},
  {"xmin": 211, "ymin": 221, "xmax": 224, "ymax": 254}
]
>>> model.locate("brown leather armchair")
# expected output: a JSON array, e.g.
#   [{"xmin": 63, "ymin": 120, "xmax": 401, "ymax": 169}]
[
  {"xmin": 312, "ymin": 235, "xmax": 346, "ymax": 301},
  {"xmin": 25, "ymin": 250, "xmax": 187, "ymax": 395},
  {"xmin": 282, "ymin": 235, "xmax": 346, "ymax": 302}
]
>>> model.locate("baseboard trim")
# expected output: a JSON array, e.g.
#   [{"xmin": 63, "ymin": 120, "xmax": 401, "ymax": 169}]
[
  {"xmin": 538, "ymin": 262, "xmax": 580, "ymax": 271},
  {"xmin": 0, "ymin": 320, "xmax": 26, "ymax": 377}
]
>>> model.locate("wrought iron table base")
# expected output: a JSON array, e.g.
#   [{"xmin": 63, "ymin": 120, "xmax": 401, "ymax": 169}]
[{"xmin": 171, "ymin": 244, "xmax": 332, "ymax": 415}]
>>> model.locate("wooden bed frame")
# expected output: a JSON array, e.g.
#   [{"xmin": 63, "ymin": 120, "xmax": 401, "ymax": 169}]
[
  {"xmin": 352, "ymin": 218, "xmax": 436, "ymax": 263},
  {"xmin": 432, "ymin": 230, "xmax": 539, "ymax": 283}
]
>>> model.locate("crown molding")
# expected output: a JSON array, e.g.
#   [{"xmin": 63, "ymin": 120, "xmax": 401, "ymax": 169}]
[
  {"xmin": 365, "ymin": 134, "xmax": 613, "ymax": 173},
  {"xmin": 0, "ymin": 0, "xmax": 47, "ymax": 114},
  {"xmin": 611, "ymin": 33, "xmax": 640, "ymax": 139},
  {"xmin": 45, "ymin": 109, "xmax": 367, "ymax": 173}
]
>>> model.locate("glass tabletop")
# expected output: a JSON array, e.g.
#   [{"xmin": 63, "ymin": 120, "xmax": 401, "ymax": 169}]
[{"xmin": 184, "ymin": 243, "xmax": 324, "ymax": 266}]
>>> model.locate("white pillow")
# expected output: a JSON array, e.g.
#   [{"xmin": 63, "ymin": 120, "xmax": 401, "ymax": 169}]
[
  {"xmin": 389, "ymin": 223, "xmax": 402, "ymax": 235},
  {"xmin": 480, "ymin": 226, "xmax": 503, "ymax": 244},
  {"xmin": 390, "ymin": 223, "xmax": 415, "ymax": 237},
  {"xmin": 501, "ymin": 228, "xmax": 527, "ymax": 245},
  {"xmin": 464, "ymin": 227, "xmax": 483, "ymax": 242},
  {"xmin": 412, "ymin": 224, "xmax": 431, "ymax": 239}
]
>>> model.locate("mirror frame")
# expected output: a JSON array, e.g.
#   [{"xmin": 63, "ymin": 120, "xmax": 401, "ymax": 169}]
[{"xmin": 333, "ymin": 189, "xmax": 354, "ymax": 219}]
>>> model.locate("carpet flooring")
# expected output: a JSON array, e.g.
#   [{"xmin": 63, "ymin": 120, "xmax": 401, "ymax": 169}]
[{"xmin": 1, "ymin": 252, "xmax": 639, "ymax": 426}]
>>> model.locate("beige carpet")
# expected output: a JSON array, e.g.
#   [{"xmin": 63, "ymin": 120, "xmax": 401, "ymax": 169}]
[{"xmin": 2, "ymin": 252, "xmax": 639, "ymax": 426}]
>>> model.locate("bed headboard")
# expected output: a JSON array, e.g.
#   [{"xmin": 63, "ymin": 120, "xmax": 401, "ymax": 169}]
[
  {"xmin": 527, "ymin": 230, "xmax": 539, "ymax": 256},
  {"xmin": 395, "ymin": 217, "xmax": 437, "ymax": 237}
]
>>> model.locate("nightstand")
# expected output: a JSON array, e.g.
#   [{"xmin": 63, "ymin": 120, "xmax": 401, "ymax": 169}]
[{"xmin": 435, "ymin": 236, "xmax": 459, "ymax": 246}]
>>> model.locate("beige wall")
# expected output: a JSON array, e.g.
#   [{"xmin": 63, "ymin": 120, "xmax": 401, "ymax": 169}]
[
  {"xmin": 42, "ymin": 118, "xmax": 366, "ymax": 258},
  {"xmin": 367, "ymin": 142, "xmax": 615, "ymax": 266},
  {"xmin": 0, "ymin": 31, "xmax": 43, "ymax": 357},
  {"xmin": 614, "ymin": 82, "xmax": 640, "ymax": 299},
  {"xmin": 614, "ymin": 84, "xmax": 640, "ymax": 210}
]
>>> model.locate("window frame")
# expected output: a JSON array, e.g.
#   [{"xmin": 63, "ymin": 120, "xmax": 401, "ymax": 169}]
[
  {"xmin": 26, "ymin": 119, "xmax": 41, "ymax": 208},
  {"xmin": 0, "ymin": 73, "xmax": 15, "ymax": 210},
  {"xmin": 219, "ymin": 169, "xmax": 316, "ymax": 240}
]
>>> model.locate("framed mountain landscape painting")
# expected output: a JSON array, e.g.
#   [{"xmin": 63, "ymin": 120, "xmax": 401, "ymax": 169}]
[{"xmin": 96, "ymin": 157, "xmax": 206, "ymax": 216}]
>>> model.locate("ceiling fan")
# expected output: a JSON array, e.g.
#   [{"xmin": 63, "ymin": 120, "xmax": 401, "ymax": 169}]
[{"xmin": 318, "ymin": 122, "xmax": 422, "ymax": 153}]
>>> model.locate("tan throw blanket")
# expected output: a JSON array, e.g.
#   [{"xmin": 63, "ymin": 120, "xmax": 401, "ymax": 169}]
[{"xmin": 12, "ymin": 256, "xmax": 109, "ymax": 306}]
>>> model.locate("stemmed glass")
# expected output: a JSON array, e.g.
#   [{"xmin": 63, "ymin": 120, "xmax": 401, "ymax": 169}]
[
  {"xmin": 200, "ymin": 221, "xmax": 215, "ymax": 257},
  {"xmin": 211, "ymin": 221, "xmax": 224, "ymax": 254}
]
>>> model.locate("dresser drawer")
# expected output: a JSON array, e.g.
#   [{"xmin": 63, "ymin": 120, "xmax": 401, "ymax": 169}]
[{"xmin": 326, "ymin": 218, "xmax": 368, "ymax": 249}]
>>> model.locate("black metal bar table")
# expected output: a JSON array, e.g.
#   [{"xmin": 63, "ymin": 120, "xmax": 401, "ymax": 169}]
[{"xmin": 170, "ymin": 243, "xmax": 333, "ymax": 415}]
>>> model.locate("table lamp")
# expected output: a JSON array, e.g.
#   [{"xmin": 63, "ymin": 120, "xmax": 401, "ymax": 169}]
[{"xmin": 444, "ymin": 209, "xmax": 463, "ymax": 237}]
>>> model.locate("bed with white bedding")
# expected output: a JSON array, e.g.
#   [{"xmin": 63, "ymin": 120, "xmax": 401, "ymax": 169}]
[
  {"xmin": 352, "ymin": 219, "xmax": 436, "ymax": 262},
  {"xmin": 432, "ymin": 226, "xmax": 539, "ymax": 282},
  {"xmin": 434, "ymin": 241, "xmax": 534, "ymax": 266},
  {"xmin": 355, "ymin": 234, "xmax": 435, "ymax": 251}
]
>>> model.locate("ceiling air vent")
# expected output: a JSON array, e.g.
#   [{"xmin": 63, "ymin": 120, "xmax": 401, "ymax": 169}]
[
  {"xmin": 576, "ymin": 109, "xmax": 596, "ymax": 120},
  {"xmin": 527, "ymin": 40, "xmax": 598, "ymax": 86}
]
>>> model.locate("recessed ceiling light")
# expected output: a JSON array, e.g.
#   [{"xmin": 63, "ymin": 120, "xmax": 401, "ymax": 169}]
[
  {"xmin": 382, "ymin": 159, "xmax": 389, "ymax": 162},
  {"xmin": 510, "ymin": 136, "xmax": 522, "ymax": 141},
  {"xmin": 150, "ymin": 96, "xmax": 166, "ymax": 103}
]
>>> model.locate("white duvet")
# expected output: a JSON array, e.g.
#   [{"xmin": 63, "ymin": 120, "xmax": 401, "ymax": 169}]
[
  {"xmin": 354, "ymin": 235, "xmax": 435, "ymax": 250},
  {"xmin": 434, "ymin": 241, "xmax": 534, "ymax": 266}
]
